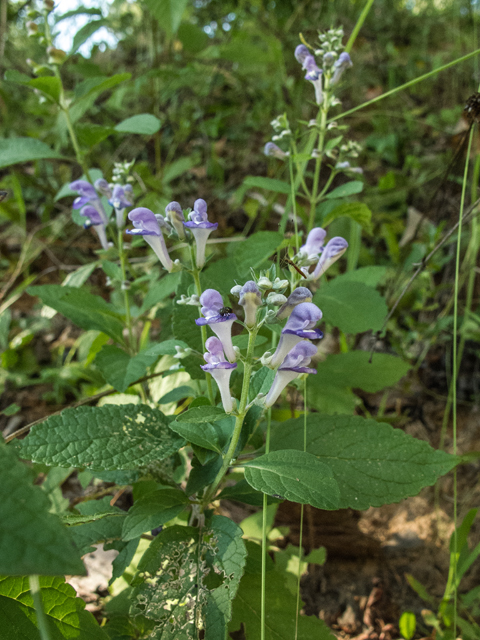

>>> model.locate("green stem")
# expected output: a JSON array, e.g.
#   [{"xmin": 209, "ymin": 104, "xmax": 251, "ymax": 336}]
[
  {"xmin": 308, "ymin": 79, "xmax": 331, "ymax": 232},
  {"xmin": 288, "ymin": 155, "xmax": 300, "ymax": 251},
  {"xmin": 29, "ymin": 576, "xmax": 51, "ymax": 640},
  {"xmin": 118, "ymin": 228, "xmax": 134, "ymax": 352},
  {"xmin": 190, "ymin": 246, "xmax": 215, "ymax": 405},
  {"xmin": 294, "ymin": 378, "xmax": 308, "ymax": 640},
  {"xmin": 260, "ymin": 406, "xmax": 272, "ymax": 640},
  {"xmin": 203, "ymin": 327, "xmax": 258, "ymax": 505},
  {"xmin": 345, "ymin": 0, "xmax": 375, "ymax": 53}
]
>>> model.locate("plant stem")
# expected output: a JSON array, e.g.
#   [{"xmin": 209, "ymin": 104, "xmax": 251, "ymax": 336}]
[
  {"xmin": 29, "ymin": 576, "xmax": 51, "ymax": 640},
  {"xmin": 308, "ymin": 80, "xmax": 330, "ymax": 232},
  {"xmin": 203, "ymin": 327, "xmax": 258, "ymax": 505},
  {"xmin": 190, "ymin": 246, "xmax": 215, "ymax": 405},
  {"xmin": 260, "ymin": 406, "xmax": 272, "ymax": 640},
  {"xmin": 294, "ymin": 378, "xmax": 308, "ymax": 640},
  {"xmin": 118, "ymin": 228, "xmax": 134, "ymax": 352}
]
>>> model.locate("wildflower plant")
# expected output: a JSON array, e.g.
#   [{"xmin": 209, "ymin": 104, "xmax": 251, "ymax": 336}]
[{"xmin": 1, "ymin": 14, "xmax": 467, "ymax": 640}]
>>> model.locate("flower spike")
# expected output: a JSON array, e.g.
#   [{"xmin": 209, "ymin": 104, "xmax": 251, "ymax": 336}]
[
  {"xmin": 264, "ymin": 342, "xmax": 318, "ymax": 408},
  {"xmin": 269, "ymin": 302, "xmax": 323, "ymax": 368}
]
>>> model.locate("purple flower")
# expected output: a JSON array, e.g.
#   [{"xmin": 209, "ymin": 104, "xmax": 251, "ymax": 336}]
[
  {"xmin": 238, "ymin": 280, "xmax": 262, "ymax": 327},
  {"xmin": 269, "ymin": 302, "xmax": 323, "ymax": 368},
  {"xmin": 300, "ymin": 228, "xmax": 327, "ymax": 261},
  {"xmin": 165, "ymin": 201, "xmax": 186, "ymax": 239},
  {"xmin": 94, "ymin": 178, "xmax": 112, "ymax": 199},
  {"xmin": 109, "ymin": 185, "xmax": 133, "ymax": 229},
  {"xmin": 276, "ymin": 287, "xmax": 312, "ymax": 320},
  {"xmin": 195, "ymin": 289, "xmax": 237, "ymax": 363},
  {"xmin": 302, "ymin": 54, "xmax": 323, "ymax": 105},
  {"xmin": 183, "ymin": 198, "xmax": 218, "ymax": 269},
  {"xmin": 126, "ymin": 207, "xmax": 173, "ymax": 272},
  {"xmin": 331, "ymin": 52, "xmax": 352, "ymax": 85},
  {"xmin": 310, "ymin": 237, "xmax": 348, "ymax": 280},
  {"xmin": 79, "ymin": 205, "xmax": 109, "ymax": 250},
  {"xmin": 201, "ymin": 337, "xmax": 237, "ymax": 413},
  {"xmin": 294, "ymin": 44, "xmax": 310, "ymax": 65},
  {"xmin": 264, "ymin": 142, "xmax": 287, "ymax": 160},
  {"xmin": 70, "ymin": 179, "xmax": 108, "ymax": 227},
  {"xmin": 264, "ymin": 342, "xmax": 318, "ymax": 408}
]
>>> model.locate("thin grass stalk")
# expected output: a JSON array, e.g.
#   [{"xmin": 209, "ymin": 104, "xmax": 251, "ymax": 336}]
[
  {"xmin": 294, "ymin": 378, "xmax": 308, "ymax": 640},
  {"xmin": 29, "ymin": 576, "xmax": 51, "ymax": 640}
]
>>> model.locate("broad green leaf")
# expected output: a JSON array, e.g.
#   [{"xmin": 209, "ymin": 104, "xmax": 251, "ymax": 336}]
[
  {"xmin": 172, "ymin": 272, "xmax": 204, "ymax": 370},
  {"xmin": 202, "ymin": 257, "xmax": 242, "ymax": 297},
  {"xmin": 144, "ymin": 0, "xmax": 189, "ymax": 36},
  {"xmin": 18, "ymin": 404, "xmax": 184, "ymax": 471},
  {"xmin": 323, "ymin": 201, "xmax": 373, "ymax": 232},
  {"xmin": 0, "ymin": 576, "xmax": 108, "ymax": 640},
  {"xmin": 75, "ymin": 123, "xmax": 114, "ymax": 147},
  {"xmin": 175, "ymin": 406, "xmax": 226, "ymax": 424},
  {"xmin": 243, "ymin": 176, "xmax": 291, "ymax": 194},
  {"xmin": 70, "ymin": 19, "xmax": 108, "ymax": 54},
  {"xmin": 4, "ymin": 69, "xmax": 32, "ymax": 84},
  {"xmin": 177, "ymin": 22, "xmax": 209, "ymax": 53},
  {"xmin": 95, "ymin": 345, "xmax": 158, "ymax": 392},
  {"xmin": 307, "ymin": 381, "xmax": 357, "ymax": 415},
  {"xmin": 115, "ymin": 114, "xmax": 161, "ymax": 135},
  {"xmin": 122, "ymin": 489, "xmax": 189, "ymax": 540},
  {"xmin": 249, "ymin": 367, "xmax": 276, "ymax": 402},
  {"xmin": 62, "ymin": 262, "xmax": 97, "ymax": 288},
  {"xmin": 185, "ymin": 456, "xmax": 222, "ymax": 496},
  {"xmin": 73, "ymin": 73, "xmax": 131, "ymax": 101},
  {"xmin": 55, "ymin": 7, "xmax": 102, "ymax": 21},
  {"xmin": 231, "ymin": 231, "xmax": 283, "ymax": 276},
  {"xmin": 270, "ymin": 414, "xmax": 458, "ymax": 509},
  {"xmin": 229, "ymin": 571, "xmax": 335, "ymax": 640},
  {"xmin": 143, "ymin": 338, "xmax": 189, "ymax": 357},
  {"xmin": 170, "ymin": 420, "xmax": 223, "ymax": 453},
  {"xmin": 218, "ymin": 479, "xmax": 283, "ymax": 506},
  {"xmin": 162, "ymin": 154, "xmax": 200, "ymax": 183},
  {"xmin": 325, "ymin": 180, "xmax": 363, "ymax": 199},
  {"xmin": 0, "ymin": 444, "xmax": 85, "ymax": 576},
  {"xmin": 29, "ymin": 76, "xmax": 62, "ymax": 103},
  {"xmin": 314, "ymin": 279, "xmax": 388, "ymax": 334},
  {"xmin": 158, "ymin": 385, "xmax": 195, "ymax": 404},
  {"xmin": 0, "ymin": 138, "xmax": 63, "ymax": 169},
  {"xmin": 28, "ymin": 285, "xmax": 126, "ymax": 344},
  {"xmin": 309, "ymin": 350, "xmax": 411, "ymax": 393},
  {"xmin": 339, "ymin": 266, "xmax": 387, "ymax": 288},
  {"xmin": 243, "ymin": 450, "xmax": 340, "ymax": 509},
  {"xmin": 68, "ymin": 497, "xmax": 126, "ymax": 556},
  {"xmin": 140, "ymin": 272, "xmax": 182, "ymax": 313}
]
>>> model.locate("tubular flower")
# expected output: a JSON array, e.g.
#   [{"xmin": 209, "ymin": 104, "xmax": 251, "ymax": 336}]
[
  {"xmin": 269, "ymin": 302, "xmax": 323, "ymax": 368},
  {"xmin": 310, "ymin": 237, "xmax": 348, "ymax": 280},
  {"xmin": 331, "ymin": 52, "xmax": 353, "ymax": 85},
  {"xmin": 109, "ymin": 184, "xmax": 133, "ymax": 229},
  {"xmin": 79, "ymin": 205, "xmax": 109, "ymax": 250},
  {"xmin": 70, "ymin": 179, "xmax": 108, "ymax": 225},
  {"xmin": 294, "ymin": 44, "xmax": 310, "ymax": 65},
  {"xmin": 126, "ymin": 207, "xmax": 173, "ymax": 272},
  {"xmin": 264, "ymin": 142, "xmax": 288, "ymax": 160},
  {"xmin": 94, "ymin": 178, "xmax": 112, "ymax": 199},
  {"xmin": 264, "ymin": 342, "xmax": 318, "ymax": 408},
  {"xmin": 298, "ymin": 228, "xmax": 327, "ymax": 264},
  {"xmin": 276, "ymin": 287, "xmax": 313, "ymax": 320},
  {"xmin": 183, "ymin": 198, "xmax": 218, "ymax": 269},
  {"xmin": 238, "ymin": 281, "xmax": 262, "ymax": 328},
  {"xmin": 201, "ymin": 337, "xmax": 237, "ymax": 413},
  {"xmin": 195, "ymin": 289, "xmax": 237, "ymax": 363},
  {"xmin": 165, "ymin": 201, "xmax": 186, "ymax": 239}
]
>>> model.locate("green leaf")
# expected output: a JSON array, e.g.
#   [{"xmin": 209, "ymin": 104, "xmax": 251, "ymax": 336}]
[
  {"xmin": 243, "ymin": 450, "xmax": 340, "ymax": 509},
  {"xmin": 159, "ymin": 385, "xmax": 195, "ymax": 404},
  {"xmin": 185, "ymin": 457, "xmax": 222, "ymax": 496},
  {"xmin": 399, "ymin": 612, "xmax": 417, "ymax": 640},
  {"xmin": 62, "ymin": 262, "xmax": 98, "ymax": 288},
  {"xmin": 144, "ymin": 0, "xmax": 189, "ymax": 36},
  {"xmin": 143, "ymin": 338, "xmax": 189, "ymax": 357},
  {"xmin": 218, "ymin": 479, "xmax": 283, "ymax": 506},
  {"xmin": 0, "ymin": 138, "xmax": 63, "ymax": 169},
  {"xmin": 270, "ymin": 414, "xmax": 458, "ymax": 509},
  {"xmin": 29, "ymin": 76, "xmax": 62, "ymax": 103},
  {"xmin": 95, "ymin": 345, "xmax": 158, "ymax": 392},
  {"xmin": 28, "ymin": 285, "xmax": 126, "ymax": 344},
  {"xmin": 325, "ymin": 180, "xmax": 364, "ymax": 199},
  {"xmin": 18, "ymin": 404, "xmax": 184, "ymax": 471},
  {"xmin": 122, "ymin": 488, "xmax": 189, "ymax": 540},
  {"xmin": 169, "ymin": 420, "xmax": 223, "ymax": 453},
  {"xmin": 314, "ymin": 279, "xmax": 388, "ymax": 334},
  {"xmin": 309, "ymin": 350, "xmax": 411, "ymax": 393},
  {"xmin": 175, "ymin": 406, "xmax": 226, "ymax": 424},
  {"xmin": 73, "ymin": 73, "xmax": 131, "ymax": 101},
  {"xmin": 307, "ymin": 381, "xmax": 357, "ymax": 415},
  {"xmin": 68, "ymin": 497, "xmax": 127, "ymax": 556},
  {"xmin": 249, "ymin": 367, "xmax": 276, "ymax": 402},
  {"xmin": 0, "ymin": 576, "xmax": 108, "ymax": 640},
  {"xmin": 323, "ymin": 201, "xmax": 372, "ymax": 232},
  {"xmin": 243, "ymin": 176, "xmax": 291, "ymax": 194},
  {"xmin": 70, "ymin": 18, "xmax": 108, "ymax": 54},
  {"xmin": 115, "ymin": 114, "xmax": 161, "ymax": 135},
  {"xmin": 339, "ymin": 266, "xmax": 387, "ymax": 288},
  {"xmin": 0, "ymin": 444, "xmax": 85, "ymax": 576},
  {"xmin": 231, "ymin": 231, "xmax": 283, "ymax": 276},
  {"xmin": 177, "ymin": 22, "xmax": 209, "ymax": 53},
  {"xmin": 172, "ymin": 272, "xmax": 204, "ymax": 363},
  {"xmin": 140, "ymin": 272, "xmax": 182, "ymax": 313},
  {"xmin": 56, "ymin": 7, "xmax": 103, "ymax": 21},
  {"xmin": 229, "ymin": 571, "xmax": 335, "ymax": 640},
  {"xmin": 75, "ymin": 123, "xmax": 114, "ymax": 147}
]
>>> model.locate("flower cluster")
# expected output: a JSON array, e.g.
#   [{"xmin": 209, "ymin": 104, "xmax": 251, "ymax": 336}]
[
  {"xmin": 286, "ymin": 227, "xmax": 349, "ymax": 281},
  {"xmin": 69, "ymin": 179, "xmax": 111, "ymax": 250}
]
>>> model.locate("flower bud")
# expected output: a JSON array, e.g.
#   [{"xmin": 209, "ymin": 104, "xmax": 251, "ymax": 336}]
[
  {"xmin": 266, "ymin": 293, "xmax": 287, "ymax": 306},
  {"xmin": 43, "ymin": 0, "xmax": 55, "ymax": 11},
  {"xmin": 26, "ymin": 21, "xmax": 38, "ymax": 36},
  {"xmin": 257, "ymin": 276, "xmax": 272, "ymax": 290},
  {"xmin": 230, "ymin": 285, "xmax": 243, "ymax": 297},
  {"xmin": 47, "ymin": 47, "xmax": 67, "ymax": 65},
  {"xmin": 272, "ymin": 278, "xmax": 289, "ymax": 291}
]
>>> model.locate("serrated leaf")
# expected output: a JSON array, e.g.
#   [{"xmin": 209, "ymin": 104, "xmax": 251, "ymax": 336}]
[
  {"xmin": 144, "ymin": 0, "xmax": 189, "ymax": 36},
  {"xmin": 0, "ymin": 576, "xmax": 108, "ymax": 640},
  {"xmin": 314, "ymin": 279, "xmax": 388, "ymax": 334},
  {"xmin": 95, "ymin": 345, "xmax": 158, "ymax": 392},
  {"xmin": 28, "ymin": 285, "xmax": 126, "ymax": 344},
  {"xmin": 68, "ymin": 497, "xmax": 126, "ymax": 556},
  {"xmin": 0, "ymin": 138, "xmax": 63, "ymax": 169},
  {"xmin": 323, "ymin": 201, "xmax": 372, "ymax": 232},
  {"xmin": 18, "ymin": 405, "xmax": 184, "ymax": 471},
  {"xmin": 309, "ymin": 350, "xmax": 411, "ymax": 393},
  {"xmin": 185, "ymin": 457, "xmax": 222, "ymax": 496},
  {"xmin": 218, "ymin": 479, "xmax": 282, "ymax": 506},
  {"xmin": 122, "ymin": 489, "xmax": 189, "ymax": 541},
  {"xmin": 229, "ymin": 571, "xmax": 335, "ymax": 640},
  {"xmin": 243, "ymin": 450, "xmax": 340, "ymax": 509},
  {"xmin": 271, "ymin": 414, "xmax": 458, "ymax": 509},
  {"xmin": 243, "ymin": 176, "xmax": 291, "ymax": 194},
  {"xmin": 169, "ymin": 420, "xmax": 222, "ymax": 453},
  {"xmin": 325, "ymin": 180, "xmax": 363, "ymax": 199},
  {"xmin": 307, "ymin": 381, "xmax": 357, "ymax": 415},
  {"xmin": 175, "ymin": 406, "xmax": 226, "ymax": 424},
  {"xmin": 115, "ymin": 114, "xmax": 161, "ymax": 135},
  {"xmin": 0, "ymin": 444, "xmax": 85, "ymax": 576},
  {"xmin": 232, "ymin": 231, "xmax": 283, "ymax": 276}
]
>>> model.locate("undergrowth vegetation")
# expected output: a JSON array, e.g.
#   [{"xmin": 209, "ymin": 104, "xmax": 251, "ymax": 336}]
[{"xmin": 1, "ymin": 1, "xmax": 480, "ymax": 639}]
